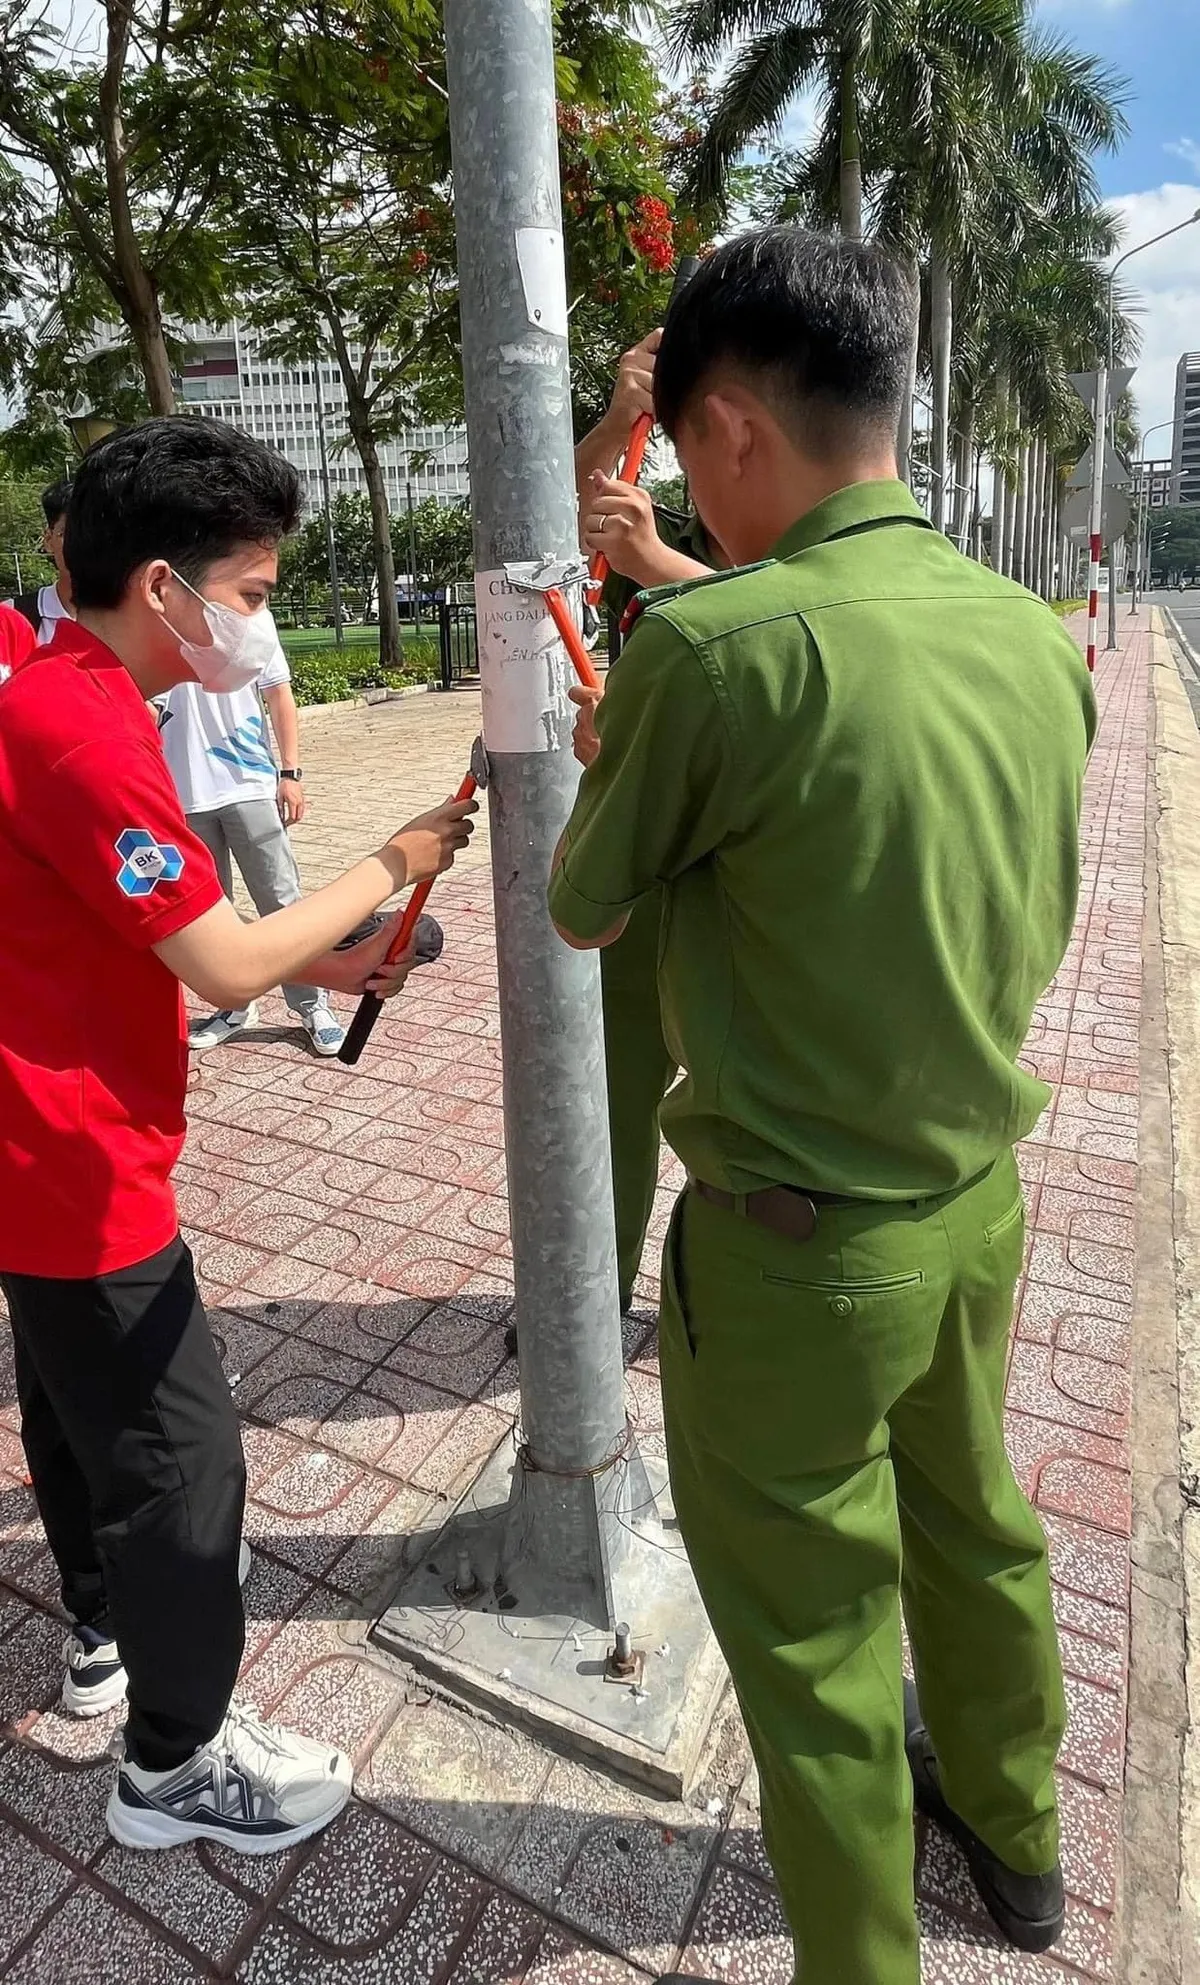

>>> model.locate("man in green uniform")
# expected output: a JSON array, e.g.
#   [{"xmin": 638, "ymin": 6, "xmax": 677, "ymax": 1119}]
[
  {"xmin": 549, "ymin": 227, "xmax": 1095, "ymax": 1985},
  {"xmin": 574, "ymin": 340, "xmax": 715, "ymax": 1309}
]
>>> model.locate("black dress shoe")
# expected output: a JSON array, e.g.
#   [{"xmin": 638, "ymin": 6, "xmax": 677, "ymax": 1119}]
[{"xmin": 904, "ymin": 1679, "xmax": 1065, "ymax": 1954}]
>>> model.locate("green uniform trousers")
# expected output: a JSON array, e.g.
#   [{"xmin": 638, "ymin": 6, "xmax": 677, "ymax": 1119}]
[
  {"xmin": 600, "ymin": 892, "xmax": 675, "ymax": 1311},
  {"xmin": 659, "ymin": 1151, "xmax": 1065, "ymax": 1985}
]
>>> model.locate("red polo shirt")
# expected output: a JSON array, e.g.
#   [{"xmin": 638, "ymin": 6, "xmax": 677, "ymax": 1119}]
[
  {"xmin": 0, "ymin": 603, "xmax": 36, "ymax": 682},
  {"xmin": 0, "ymin": 624, "xmax": 224, "ymax": 1276}
]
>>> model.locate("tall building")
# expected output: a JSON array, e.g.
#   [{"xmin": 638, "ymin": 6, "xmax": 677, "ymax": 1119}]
[
  {"xmin": 178, "ymin": 323, "xmax": 470, "ymax": 514},
  {"xmin": 1132, "ymin": 457, "xmax": 1175, "ymax": 510},
  {"xmin": 1171, "ymin": 351, "xmax": 1200, "ymax": 505}
]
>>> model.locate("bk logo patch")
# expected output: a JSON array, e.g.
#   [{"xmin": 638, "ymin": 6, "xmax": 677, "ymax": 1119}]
[{"xmin": 115, "ymin": 828, "xmax": 184, "ymax": 898}]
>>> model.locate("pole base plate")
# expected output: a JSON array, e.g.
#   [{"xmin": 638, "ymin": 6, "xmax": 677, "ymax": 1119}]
[{"xmin": 372, "ymin": 1430, "xmax": 726, "ymax": 1800}]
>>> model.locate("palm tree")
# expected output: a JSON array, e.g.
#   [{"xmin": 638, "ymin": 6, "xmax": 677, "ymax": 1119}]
[
  {"xmin": 867, "ymin": 30, "xmax": 1126, "ymax": 534},
  {"xmin": 665, "ymin": 0, "xmax": 1026, "ymax": 242},
  {"xmin": 674, "ymin": 3, "xmax": 1129, "ymax": 572}
]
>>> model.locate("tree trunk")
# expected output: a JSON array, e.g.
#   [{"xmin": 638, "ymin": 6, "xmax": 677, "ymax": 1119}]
[
  {"xmin": 991, "ymin": 450, "xmax": 1006, "ymax": 573},
  {"xmin": 1028, "ymin": 436, "xmax": 1044, "ymax": 593},
  {"xmin": 971, "ymin": 450, "xmax": 984, "ymax": 562},
  {"xmin": 1021, "ymin": 435, "xmax": 1038, "ymax": 592},
  {"xmin": 1012, "ymin": 441, "xmax": 1029, "ymax": 587},
  {"xmin": 896, "ymin": 347, "xmax": 916, "ymax": 486},
  {"xmin": 838, "ymin": 55, "xmax": 863, "ymax": 241},
  {"xmin": 1001, "ymin": 395, "xmax": 1022, "ymax": 578},
  {"xmin": 350, "ymin": 419, "xmax": 402, "ymax": 671},
  {"xmin": 929, "ymin": 250, "xmax": 952, "ymax": 535},
  {"xmin": 99, "ymin": 2, "xmax": 175, "ymax": 414},
  {"xmin": 952, "ymin": 411, "xmax": 973, "ymax": 551},
  {"xmin": 989, "ymin": 374, "xmax": 1009, "ymax": 573},
  {"xmin": 1040, "ymin": 453, "xmax": 1056, "ymax": 600}
]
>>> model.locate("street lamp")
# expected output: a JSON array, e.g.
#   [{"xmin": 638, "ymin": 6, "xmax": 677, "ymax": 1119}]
[
  {"xmin": 1098, "ymin": 209, "xmax": 1200, "ymax": 650},
  {"xmin": 65, "ymin": 409, "xmax": 117, "ymax": 456}
]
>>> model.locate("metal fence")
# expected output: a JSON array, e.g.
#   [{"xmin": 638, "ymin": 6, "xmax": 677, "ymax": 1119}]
[{"xmin": 438, "ymin": 599, "xmax": 480, "ymax": 688}]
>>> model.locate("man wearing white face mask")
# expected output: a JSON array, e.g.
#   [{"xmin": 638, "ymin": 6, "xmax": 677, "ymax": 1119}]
[
  {"xmin": 0, "ymin": 418, "xmax": 477, "ymax": 1858},
  {"xmin": 158, "ymin": 603, "xmax": 344, "ymax": 1056}
]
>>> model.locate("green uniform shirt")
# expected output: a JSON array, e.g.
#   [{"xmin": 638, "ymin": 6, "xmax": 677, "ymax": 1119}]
[{"xmin": 550, "ymin": 480, "xmax": 1096, "ymax": 1200}]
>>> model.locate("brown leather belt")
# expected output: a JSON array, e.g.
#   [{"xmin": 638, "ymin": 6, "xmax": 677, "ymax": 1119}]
[{"xmin": 691, "ymin": 1177, "xmax": 860, "ymax": 1244}]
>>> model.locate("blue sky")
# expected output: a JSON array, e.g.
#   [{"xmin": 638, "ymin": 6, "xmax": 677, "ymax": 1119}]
[{"xmin": 1062, "ymin": 0, "xmax": 1198, "ymax": 203}]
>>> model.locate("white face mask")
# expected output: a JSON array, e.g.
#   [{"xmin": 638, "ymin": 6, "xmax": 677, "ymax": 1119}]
[{"xmin": 164, "ymin": 569, "xmax": 280, "ymax": 693}]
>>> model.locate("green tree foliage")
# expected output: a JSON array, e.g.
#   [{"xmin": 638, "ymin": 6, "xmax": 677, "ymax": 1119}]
[
  {"xmin": 0, "ymin": 478, "xmax": 51, "ymax": 597},
  {"xmin": 0, "ymin": 0, "xmax": 240, "ymax": 413},
  {"xmin": 1149, "ymin": 507, "xmax": 1200, "ymax": 584}
]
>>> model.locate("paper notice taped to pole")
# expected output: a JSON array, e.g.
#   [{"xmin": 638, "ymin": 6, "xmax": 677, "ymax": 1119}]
[{"xmin": 474, "ymin": 567, "xmax": 573, "ymax": 752}]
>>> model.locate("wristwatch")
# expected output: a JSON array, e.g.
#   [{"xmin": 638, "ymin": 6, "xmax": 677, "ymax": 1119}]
[{"xmin": 279, "ymin": 768, "xmax": 303, "ymax": 781}]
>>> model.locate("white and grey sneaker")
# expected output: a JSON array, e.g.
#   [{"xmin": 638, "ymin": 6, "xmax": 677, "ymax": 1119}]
[
  {"xmin": 189, "ymin": 1003, "xmax": 257, "ymax": 1050},
  {"xmin": 106, "ymin": 1701, "xmax": 352, "ymax": 1854},
  {"xmin": 63, "ymin": 1542, "xmax": 251, "ymax": 1719},
  {"xmin": 301, "ymin": 1008, "xmax": 346, "ymax": 1058},
  {"xmin": 62, "ymin": 1629, "xmax": 127, "ymax": 1718}
]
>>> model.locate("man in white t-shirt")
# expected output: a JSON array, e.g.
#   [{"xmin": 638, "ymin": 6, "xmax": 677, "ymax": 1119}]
[
  {"xmin": 4, "ymin": 479, "xmax": 75, "ymax": 646},
  {"xmin": 159, "ymin": 643, "xmax": 346, "ymax": 1055}
]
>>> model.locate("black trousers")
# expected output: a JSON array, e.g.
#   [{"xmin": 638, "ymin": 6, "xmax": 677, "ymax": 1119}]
[{"xmin": 2, "ymin": 1236, "xmax": 246, "ymax": 1770}]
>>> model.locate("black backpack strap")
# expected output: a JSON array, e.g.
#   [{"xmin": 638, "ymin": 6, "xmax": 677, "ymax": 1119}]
[{"xmin": 11, "ymin": 591, "xmax": 41, "ymax": 634}]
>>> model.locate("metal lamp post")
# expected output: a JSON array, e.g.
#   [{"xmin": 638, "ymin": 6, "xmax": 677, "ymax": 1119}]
[{"xmin": 372, "ymin": 0, "xmax": 724, "ymax": 1798}]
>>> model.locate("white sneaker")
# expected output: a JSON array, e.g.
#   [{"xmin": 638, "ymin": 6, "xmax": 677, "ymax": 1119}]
[
  {"xmin": 63, "ymin": 1541, "xmax": 251, "ymax": 1719},
  {"xmin": 189, "ymin": 1003, "xmax": 257, "ymax": 1050},
  {"xmin": 301, "ymin": 1009, "xmax": 346, "ymax": 1057},
  {"xmin": 106, "ymin": 1701, "xmax": 352, "ymax": 1853},
  {"xmin": 62, "ymin": 1631, "xmax": 127, "ymax": 1718}
]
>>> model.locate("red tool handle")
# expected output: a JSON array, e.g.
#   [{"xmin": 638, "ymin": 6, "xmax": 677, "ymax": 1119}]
[
  {"xmin": 544, "ymin": 587, "xmax": 602, "ymax": 692},
  {"xmin": 588, "ymin": 411, "xmax": 655, "ymax": 596},
  {"xmin": 338, "ymin": 768, "xmax": 478, "ymax": 1067}
]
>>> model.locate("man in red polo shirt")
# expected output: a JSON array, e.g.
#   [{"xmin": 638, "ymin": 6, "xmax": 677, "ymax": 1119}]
[
  {"xmin": 0, "ymin": 599, "xmax": 36, "ymax": 681},
  {"xmin": 0, "ymin": 417, "xmax": 475, "ymax": 1854}
]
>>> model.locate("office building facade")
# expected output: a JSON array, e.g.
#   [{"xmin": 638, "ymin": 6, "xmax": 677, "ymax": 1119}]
[
  {"xmin": 1171, "ymin": 351, "xmax": 1200, "ymax": 506},
  {"xmin": 1132, "ymin": 457, "xmax": 1175, "ymax": 509},
  {"xmin": 178, "ymin": 323, "xmax": 470, "ymax": 514}
]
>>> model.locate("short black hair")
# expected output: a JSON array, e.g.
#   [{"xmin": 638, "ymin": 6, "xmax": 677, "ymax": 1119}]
[
  {"xmin": 654, "ymin": 227, "xmax": 916, "ymax": 456},
  {"xmin": 41, "ymin": 478, "xmax": 72, "ymax": 528},
  {"xmin": 65, "ymin": 417, "xmax": 302, "ymax": 611}
]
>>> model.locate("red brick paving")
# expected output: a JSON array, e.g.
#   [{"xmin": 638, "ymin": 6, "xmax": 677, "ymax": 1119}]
[{"xmin": 0, "ymin": 618, "xmax": 1148, "ymax": 1978}]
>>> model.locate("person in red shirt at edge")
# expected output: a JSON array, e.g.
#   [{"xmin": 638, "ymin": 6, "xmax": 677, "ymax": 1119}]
[
  {"xmin": 0, "ymin": 599, "xmax": 37, "ymax": 681},
  {"xmin": 0, "ymin": 418, "xmax": 476, "ymax": 1855}
]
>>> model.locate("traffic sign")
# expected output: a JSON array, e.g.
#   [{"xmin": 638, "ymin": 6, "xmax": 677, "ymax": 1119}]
[
  {"xmin": 1067, "ymin": 368, "xmax": 1135, "ymax": 420},
  {"xmin": 1063, "ymin": 441, "xmax": 1132, "ymax": 494},
  {"xmin": 1062, "ymin": 485, "xmax": 1131, "ymax": 541}
]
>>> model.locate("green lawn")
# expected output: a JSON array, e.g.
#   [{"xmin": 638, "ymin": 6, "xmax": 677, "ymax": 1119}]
[{"xmin": 278, "ymin": 624, "xmax": 382, "ymax": 654}]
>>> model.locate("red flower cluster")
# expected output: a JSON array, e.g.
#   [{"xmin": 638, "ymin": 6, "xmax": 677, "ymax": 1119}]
[{"xmin": 629, "ymin": 194, "xmax": 674, "ymax": 274}]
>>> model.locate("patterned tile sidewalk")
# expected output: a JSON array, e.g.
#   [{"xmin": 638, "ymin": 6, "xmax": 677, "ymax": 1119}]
[{"xmin": 0, "ymin": 617, "xmax": 1148, "ymax": 1980}]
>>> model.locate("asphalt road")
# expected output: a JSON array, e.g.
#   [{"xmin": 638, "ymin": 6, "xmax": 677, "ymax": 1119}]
[{"xmin": 1150, "ymin": 589, "xmax": 1200, "ymax": 728}]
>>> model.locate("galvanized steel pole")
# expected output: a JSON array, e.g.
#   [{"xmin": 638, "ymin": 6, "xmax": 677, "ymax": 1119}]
[{"xmin": 443, "ymin": 0, "xmax": 633, "ymax": 1609}]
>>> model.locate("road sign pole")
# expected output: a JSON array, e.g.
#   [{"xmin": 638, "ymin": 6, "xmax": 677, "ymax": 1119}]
[{"xmin": 1087, "ymin": 365, "xmax": 1108, "ymax": 675}]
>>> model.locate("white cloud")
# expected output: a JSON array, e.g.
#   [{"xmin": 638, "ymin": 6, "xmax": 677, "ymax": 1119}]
[
  {"xmin": 1108, "ymin": 178, "xmax": 1200, "ymax": 446},
  {"xmin": 1166, "ymin": 138, "xmax": 1200, "ymax": 176}
]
